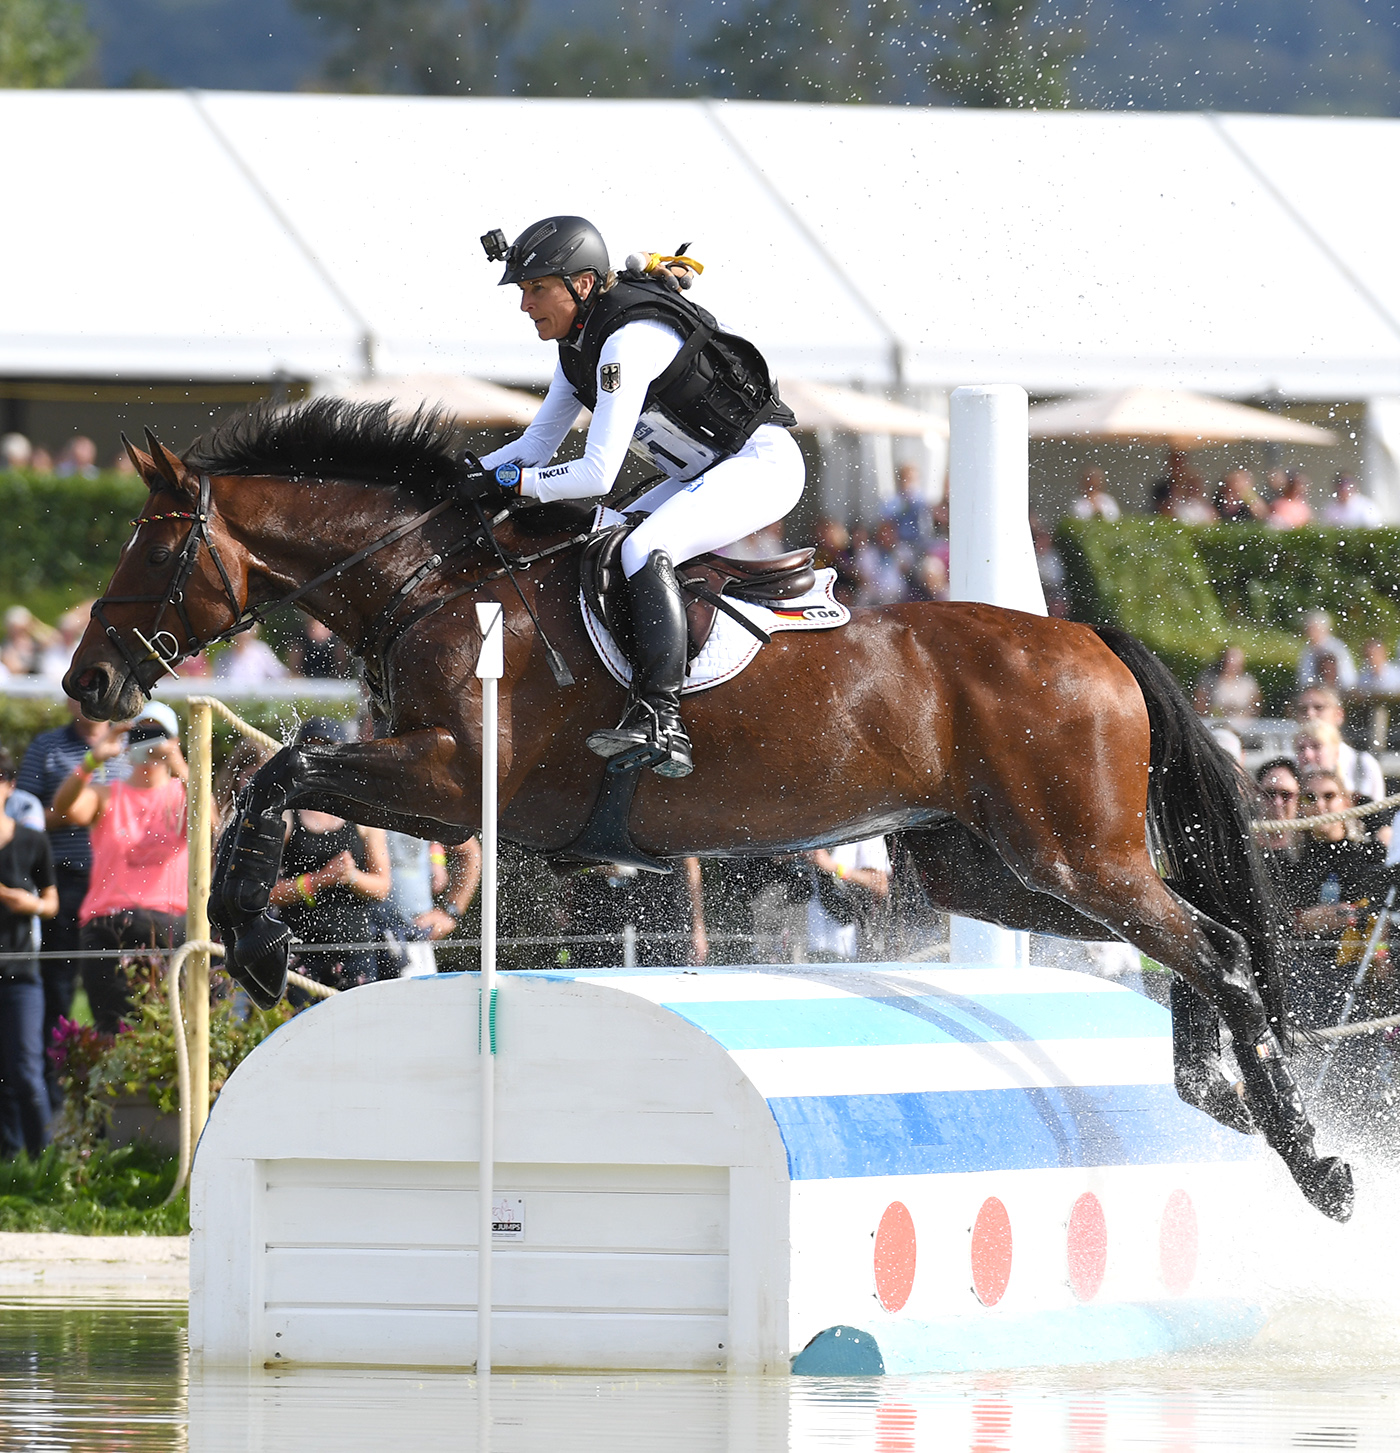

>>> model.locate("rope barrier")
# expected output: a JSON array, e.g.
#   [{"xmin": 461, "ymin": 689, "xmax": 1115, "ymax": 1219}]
[
  {"xmin": 185, "ymin": 694, "xmax": 285, "ymax": 753},
  {"xmin": 1314, "ymin": 1011, "xmax": 1400, "ymax": 1042},
  {"xmin": 1255, "ymin": 787, "xmax": 1400, "ymax": 833}
]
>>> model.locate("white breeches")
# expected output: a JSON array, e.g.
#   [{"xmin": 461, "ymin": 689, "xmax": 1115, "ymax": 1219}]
[{"xmin": 620, "ymin": 425, "xmax": 806, "ymax": 578}]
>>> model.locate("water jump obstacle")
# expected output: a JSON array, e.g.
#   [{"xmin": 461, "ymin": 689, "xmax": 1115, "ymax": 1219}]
[
  {"xmin": 189, "ymin": 963, "xmax": 1272, "ymax": 1373},
  {"xmin": 188, "ymin": 387, "xmax": 1273, "ymax": 1373}
]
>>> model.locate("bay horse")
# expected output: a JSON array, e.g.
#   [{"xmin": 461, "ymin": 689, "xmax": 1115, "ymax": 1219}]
[{"xmin": 64, "ymin": 400, "xmax": 1350, "ymax": 1220}]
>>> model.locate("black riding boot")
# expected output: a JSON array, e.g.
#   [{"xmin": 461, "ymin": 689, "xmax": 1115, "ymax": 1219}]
[{"xmin": 587, "ymin": 550, "xmax": 693, "ymax": 778}]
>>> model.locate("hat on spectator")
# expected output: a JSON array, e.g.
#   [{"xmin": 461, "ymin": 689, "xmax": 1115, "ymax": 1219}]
[
  {"xmin": 130, "ymin": 701, "xmax": 180, "ymax": 741},
  {"xmin": 295, "ymin": 716, "xmax": 350, "ymax": 746}
]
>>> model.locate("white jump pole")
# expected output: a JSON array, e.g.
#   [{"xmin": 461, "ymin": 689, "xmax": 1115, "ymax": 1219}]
[
  {"xmin": 474, "ymin": 602, "xmax": 504, "ymax": 1375},
  {"xmin": 947, "ymin": 385, "xmax": 1046, "ymax": 970}
]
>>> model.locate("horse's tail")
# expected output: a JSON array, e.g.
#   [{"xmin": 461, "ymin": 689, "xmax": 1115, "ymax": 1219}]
[{"xmin": 1094, "ymin": 625, "xmax": 1286, "ymax": 1031}]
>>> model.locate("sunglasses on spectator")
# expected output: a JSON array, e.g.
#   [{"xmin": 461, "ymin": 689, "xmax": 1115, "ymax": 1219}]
[{"xmin": 1260, "ymin": 787, "xmax": 1298, "ymax": 800}]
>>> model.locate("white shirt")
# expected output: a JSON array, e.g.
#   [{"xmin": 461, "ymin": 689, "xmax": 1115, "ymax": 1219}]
[
  {"xmin": 1323, "ymin": 494, "xmax": 1383, "ymax": 527},
  {"xmin": 1337, "ymin": 740, "xmax": 1386, "ymax": 805},
  {"xmin": 481, "ymin": 320, "xmax": 685, "ymax": 503}
]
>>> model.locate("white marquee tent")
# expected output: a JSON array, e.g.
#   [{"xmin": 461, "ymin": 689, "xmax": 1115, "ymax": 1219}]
[{"xmin": 6, "ymin": 90, "xmax": 1400, "ymax": 401}]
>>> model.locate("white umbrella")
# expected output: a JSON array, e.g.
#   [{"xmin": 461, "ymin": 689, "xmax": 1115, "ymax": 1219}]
[
  {"xmin": 778, "ymin": 379, "xmax": 948, "ymax": 437},
  {"xmin": 314, "ymin": 373, "xmax": 549, "ymax": 429},
  {"xmin": 1028, "ymin": 387, "xmax": 1338, "ymax": 450}
]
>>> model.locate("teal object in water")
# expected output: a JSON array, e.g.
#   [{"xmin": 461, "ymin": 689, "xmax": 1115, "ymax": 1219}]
[{"xmin": 791, "ymin": 1325, "xmax": 885, "ymax": 1376}]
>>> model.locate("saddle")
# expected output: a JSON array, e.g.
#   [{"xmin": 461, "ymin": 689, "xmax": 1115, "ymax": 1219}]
[{"xmin": 580, "ymin": 520, "xmax": 817, "ymax": 661}]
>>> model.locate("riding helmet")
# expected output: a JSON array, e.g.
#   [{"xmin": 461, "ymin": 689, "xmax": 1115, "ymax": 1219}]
[{"xmin": 493, "ymin": 216, "xmax": 609, "ymax": 287}]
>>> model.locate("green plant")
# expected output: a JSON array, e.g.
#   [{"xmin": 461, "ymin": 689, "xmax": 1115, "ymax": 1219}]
[{"xmin": 0, "ymin": 1143, "xmax": 189, "ymax": 1235}]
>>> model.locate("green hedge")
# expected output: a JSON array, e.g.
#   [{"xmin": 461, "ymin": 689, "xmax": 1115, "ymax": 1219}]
[
  {"xmin": 1054, "ymin": 520, "xmax": 1400, "ymax": 710},
  {"xmin": 0, "ymin": 470, "xmax": 148, "ymax": 624}
]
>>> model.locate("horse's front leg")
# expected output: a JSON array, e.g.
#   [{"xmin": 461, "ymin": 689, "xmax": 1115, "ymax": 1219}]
[{"xmin": 214, "ymin": 728, "xmax": 469, "ymax": 1006}]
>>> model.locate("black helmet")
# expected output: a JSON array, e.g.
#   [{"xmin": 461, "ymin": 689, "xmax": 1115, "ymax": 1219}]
[{"xmin": 483, "ymin": 216, "xmax": 609, "ymax": 287}]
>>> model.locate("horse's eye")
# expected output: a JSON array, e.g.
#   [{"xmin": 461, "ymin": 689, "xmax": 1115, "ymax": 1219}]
[{"xmin": 148, "ymin": 546, "xmax": 171, "ymax": 566}]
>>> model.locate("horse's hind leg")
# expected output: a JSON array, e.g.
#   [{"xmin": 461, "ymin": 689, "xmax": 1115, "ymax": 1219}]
[
  {"xmin": 906, "ymin": 825, "xmax": 1259, "ymax": 1137},
  {"xmin": 1040, "ymin": 853, "xmax": 1350, "ymax": 1220}
]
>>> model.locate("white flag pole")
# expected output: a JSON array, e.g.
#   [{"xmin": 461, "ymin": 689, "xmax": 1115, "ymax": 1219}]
[{"xmin": 474, "ymin": 602, "xmax": 504, "ymax": 1376}]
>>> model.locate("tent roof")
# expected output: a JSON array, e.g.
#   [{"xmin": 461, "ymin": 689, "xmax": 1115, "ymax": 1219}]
[
  {"xmin": 1027, "ymin": 387, "xmax": 1339, "ymax": 449},
  {"xmin": 4, "ymin": 92, "xmax": 1400, "ymax": 397}
]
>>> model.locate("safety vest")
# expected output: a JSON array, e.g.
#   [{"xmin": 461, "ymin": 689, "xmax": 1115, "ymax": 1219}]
[{"xmin": 557, "ymin": 272, "xmax": 795, "ymax": 481}]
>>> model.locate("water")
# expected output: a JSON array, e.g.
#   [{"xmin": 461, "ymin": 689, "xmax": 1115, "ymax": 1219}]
[
  {"xmin": 1, "ymin": 1296, "xmax": 1396, "ymax": 1451},
  {"xmin": 5, "ymin": 1148, "xmax": 1400, "ymax": 1450}
]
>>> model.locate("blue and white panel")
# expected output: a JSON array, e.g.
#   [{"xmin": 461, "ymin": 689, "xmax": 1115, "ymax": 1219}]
[{"xmin": 557, "ymin": 964, "xmax": 1272, "ymax": 1372}]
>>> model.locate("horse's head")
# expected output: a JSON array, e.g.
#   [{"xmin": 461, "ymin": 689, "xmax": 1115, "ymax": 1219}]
[{"xmin": 64, "ymin": 431, "xmax": 251, "ymax": 719}]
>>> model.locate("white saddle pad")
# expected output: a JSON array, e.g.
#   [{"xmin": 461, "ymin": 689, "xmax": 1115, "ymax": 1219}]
[{"xmin": 580, "ymin": 565, "xmax": 850, "ymax": 696}]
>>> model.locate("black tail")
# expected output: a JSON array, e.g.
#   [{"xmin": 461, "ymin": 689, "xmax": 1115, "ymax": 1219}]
[{"xmin": 1095, "ymin": 625, "xmax": 1286, "ymax": 1032}]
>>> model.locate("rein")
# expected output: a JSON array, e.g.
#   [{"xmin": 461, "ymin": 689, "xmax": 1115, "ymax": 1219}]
[{"xmin": 94, "ymin": 475, "xmax": 590, "ymax": 695}]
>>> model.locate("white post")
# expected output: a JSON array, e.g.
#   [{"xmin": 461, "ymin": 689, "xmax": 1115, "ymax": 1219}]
[
  {"xmin": 947, "ymin": 386, "xmax": 1044, "ymax": 969},
  {"xmin": 474, "ymin": 602, "xmax": 504, "ymax": 1375}
]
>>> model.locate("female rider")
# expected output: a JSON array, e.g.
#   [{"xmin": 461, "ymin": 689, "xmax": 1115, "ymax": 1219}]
[{"xmin": 472, "ymin": 216, "xmax": 804, "ymax": 780}]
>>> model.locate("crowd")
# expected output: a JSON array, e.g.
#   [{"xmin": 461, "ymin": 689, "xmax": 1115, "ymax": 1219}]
[{"xmin": 0, "ymin": 602, "xmax": 353, "ymax": 688}]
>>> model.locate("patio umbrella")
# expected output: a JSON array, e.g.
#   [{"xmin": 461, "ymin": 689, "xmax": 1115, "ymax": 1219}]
[
  {"xmin": 778, "ymin": 379, "xmax": 948, "ymax": 437},
  {"xmin": 314, "ymin": 373, "xmax": 552, "ymax": 429},
  {"xmin": 1027, "ymin": 388, "xmax": 1338, "ymax": 450}
]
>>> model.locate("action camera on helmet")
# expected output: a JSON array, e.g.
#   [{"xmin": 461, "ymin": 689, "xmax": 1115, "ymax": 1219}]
[{"xmin": 480, "ymin": 228, "xmax": 510, "ymax": 263}]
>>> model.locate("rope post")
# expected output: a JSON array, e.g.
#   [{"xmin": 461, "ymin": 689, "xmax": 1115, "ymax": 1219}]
[
  {"xmin": 185, "ymin": 697, "xmax": 213, "ymax": 1145},
  {"xmin": 474, "ymin": 602, "xmax": 504, "ymax": 1377}
]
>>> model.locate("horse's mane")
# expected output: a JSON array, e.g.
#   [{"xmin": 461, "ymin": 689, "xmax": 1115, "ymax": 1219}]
[{"xmin": 187, "ymin": 398, "xmax": 471, "ymax": 497}]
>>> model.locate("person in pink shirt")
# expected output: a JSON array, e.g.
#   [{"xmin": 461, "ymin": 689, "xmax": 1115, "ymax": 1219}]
[
  {"xmin": 51, "ymin": 702, "xmax": 188, "ymax": 1032},
  {"xmin": 1268, "ymin": 471, "xmax": 1314, "ymax": 529}
]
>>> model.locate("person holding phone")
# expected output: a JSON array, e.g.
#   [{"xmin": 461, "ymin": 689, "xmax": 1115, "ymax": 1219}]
[{"xmin": 50, "ymin": 701, "xmax": 188, "ymax": 1032}]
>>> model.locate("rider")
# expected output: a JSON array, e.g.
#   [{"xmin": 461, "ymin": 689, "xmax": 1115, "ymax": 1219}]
[{"xmin": 471, "ymin": 215, "xmax": 804, "ymax": 779}]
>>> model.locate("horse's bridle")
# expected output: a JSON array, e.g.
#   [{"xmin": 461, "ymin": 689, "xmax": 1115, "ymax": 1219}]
[
  {"xmin": 91, "ymin": 472, "xmax": 245, "ymax": 686},
  {"xmin": 91, "ymin": 471, "xmax": 582, "ymax": 694}
]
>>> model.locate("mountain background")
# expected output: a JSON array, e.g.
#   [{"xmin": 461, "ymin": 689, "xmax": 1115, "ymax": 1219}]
[{"xmin": 38, "ymin": 0, "xmax": 1400, "ymax": 115}]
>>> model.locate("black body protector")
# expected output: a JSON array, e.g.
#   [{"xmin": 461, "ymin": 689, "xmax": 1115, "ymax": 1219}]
[{"xmin": 558, "ymin": 270, "xmax": 796, "ymax": 482}]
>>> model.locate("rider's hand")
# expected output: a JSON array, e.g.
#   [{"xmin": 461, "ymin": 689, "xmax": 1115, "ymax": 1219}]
[{"xmin": 457, "ymin": 454, "xmax": 523, "ymax": 502}]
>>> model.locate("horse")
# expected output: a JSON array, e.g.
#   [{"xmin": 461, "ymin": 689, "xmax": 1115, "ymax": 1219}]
[{"xmin": 63, "ymin": 399, "xmax": 1351, "ymax": 1221}]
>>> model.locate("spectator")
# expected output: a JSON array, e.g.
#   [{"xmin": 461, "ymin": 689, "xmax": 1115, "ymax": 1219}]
[
  {"xmin": 1358, "ymin": 639, "xmax": 1400, "ymax": 694},
  {"xmin": 1295, "ymin": 685, "xmax": 1385, "ymax": 803},
  {"xmin": 1268, "ymin": 471, "xmax": 1313, "ymax": 529},
  {"xmin": 16, "ymin": 699, "xmax": 132, "ymax": 1095},
  {"xmin": 1296, "ymin": 611, "xmax": 1358, "ymax": 692},
  {"xmin": 856, "ymin": 520, "xmax": 909, "ymax": 607},
  {"xmin": 805, "ymin": 836, "xmax": 891, "ymax": 962},
  {"xmin": 29, "ymin": 448, "xmax": 54, "ymax": 474},
  {"xmin": 1208, "ymin": 723, "xmax": 1243, "ymax": 764},
  {"xmin": 1032, "ymin": 518, "xmax": 1069, "ymax": 617},
  {"xmin": 287, "ymin": 619, "xmax": 351, "ymax": 680},
  {"xmin": 214, "ymin": 624, "xmax": 288, "ymax": 686},
  {"xmin": 813, "ymin": 518, "xmax": 860, "ymax": 597},
  {"xmin": 1214, "ymin": 468, "xmax": 1267, "ymax": 523},
  {"xmin": 50, "ymin": 702, "xmax": 188, "ymax": 1034},
  {"xmin": 1, "ymin": 434, "xmax": 32, "ymax": 471},
  {"xmin": 1322, "ymin": 473, "xmax": 1383, "ymax": 528},
  {"xmin": 1194, "ymin": 645, "xmax": 1262, "ymax": 720},
  {"xmin": 268, "ymin": 718, "xmax": 390, "ymax": 992},
  {"xmin": 54, "ymin": 437, "xmax": 99, "ymax": 479},
  {"xmin": 378, "ymin": 833, "xmax": 481, "ymax": 977},
  {"xmin": 907, "ymin": 550, "xmax": 949, "ymax": 603},
  {"xmin": 1068, "ymin": 468, "xmax": 1120, "ymax": 522},
  {"xmin": 1255, "ymin": 757, "xmax": 1303, "ymax": 859},
  {"xmin": 1165, "ymin": 470, "xmax": 1217, "ymax": 524},
  {"xmin": 38, "ymin": 604, "xmax": 89, "ymax": 684},
  {"xmin": 1272, "ymin": 768, "xmax": 1387, "ymax": 1030},
  {"xmin": 1, "ymin": 607, "xmax": 53, "ymax": 676},
  {"xmin": 0, "ymin": 748, "xmax": 58, "ymax": 1160},
  {"xmin": 884, "ymin": 463, "xmax": 935, "ymax": 546}
]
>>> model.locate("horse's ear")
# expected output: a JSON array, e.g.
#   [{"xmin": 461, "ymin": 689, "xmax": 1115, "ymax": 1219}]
[
  {"xmin": 142, "ymin": 427, "xmax": 196, "ymax": 498},
  {"xmin": 121, "ymin": 432, "xmax": 161, "ymax": 487}
]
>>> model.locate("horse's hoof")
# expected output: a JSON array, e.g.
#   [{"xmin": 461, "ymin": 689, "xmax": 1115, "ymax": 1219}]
[
  {"xmin": 226, "ymin": 912, "xmax": 291, "ymax": 1010},
  {"xmin": 1175, "ymin": 1069, "xmax": 1259, "ymax": 1136},
  {"xmin": 1293, "ymin": 1154, "xmax": 1354, "ymax": 1223}
]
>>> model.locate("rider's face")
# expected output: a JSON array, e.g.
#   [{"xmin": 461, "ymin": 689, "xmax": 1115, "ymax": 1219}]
[{"xmin": 517, "ymin": 274, "xmax": 593, "ymax": 341}]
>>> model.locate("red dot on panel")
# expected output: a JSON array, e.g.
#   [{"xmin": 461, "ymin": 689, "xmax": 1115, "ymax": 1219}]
[
  {"xmin": 1066, "ymin": 1191, "xmax": 1108, "ymax": 1302},
  {"xmin": 1160, "ymin": 1188, "xmax": 1199, "ymax": 1294},
  {"xmin": 971, "ymin": 1196, "xmax": 1013, "ymax": 1307},
  {"xmin": 874, "ymin": 1201, "xmax": 917, "ymax": 1312}
]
